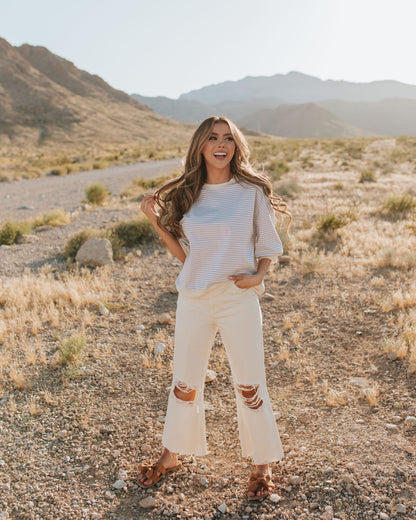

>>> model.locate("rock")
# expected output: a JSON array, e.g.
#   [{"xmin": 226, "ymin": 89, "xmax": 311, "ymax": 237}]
[
  {"xmin": 341, "ymin": 475, "xmax": 353, "ymax": 484},
  {"xmin": 154, "ymin": 342, "xmax": 166, "ymax": 354},
  {"xmin": 395, "ymin": 504, "xmax": 406, "ymax": 514},
  {"xmin": 18, "ymin": 205, "xmax": 34, "ymax": 210},
  {"xmin": 273, "ymin": 410, "xmax": 281, "ymax": 420},
  {"xmin": 205, "ymin": 369, "xmax": 217, "ymax": 383},
  {"xmin": 385, "ymin": 423, "xmax": 399, "ymax": 431},
  {"xmin": 290, "ymin": 475, "xmax": 301, "ymax": 485},
  {"xmin": 104, "ymin": 490, "xmax": 115, "ymax": 500},
  {"xmin": 156, "ymin": 313, "xmax": 171, "ymax": 324},
  {"xmin": 346, "ymin": 462, "xmax": 355, "ymax": 470},
  {"xmin": 0, "ymin": 245, "xmax": 10, "ymax": 250},
  {"xmin": 404, "ymin": 416, "xmax": 416, "ymax": 427},
  {"xmin": 35, "ymin": 225, "xmax": 53, "ymax": 232},
  {"xmin": 171, "ymin": 505, "xmax": 179, "ymax": 514},
  {"xmin": 135, "ymin": 324, "xmax": 145, "ymax": 331},
  {"xmin": 100, "ymin": 305, "xmax": 109, "ymax": 315},
  {"xmin": 322, "ymin": 505, "xmax": 334, "ymax": 520},
  {"xmin": 269, "ymin": 493, "xmax": 282, "ymax": 503},
  {"xmin": 118, "ymin": 470, "xmax": 128, "ymax": 480},
  {"xmin": 112, "ymin": 480, "xmax": 126, "ymax": 490},
  {"xmin": 324, "ymin": 466, "xmax": 334, "ymax": 475},
  {"xmin": 139, "ymin": 496, "xmax": 156, "ymax": 508},
  {"xmin": 264, "ymin": 293, "xmax": 275, "ymax": 300},
  {"xmin": 218, "ymin": 504, "xmax": 227, "ymax": 514},
  {"xmin": 16, "ymin": 234, "xmax": 39, "ymax": 244},
  {"xmin": 200, "ymin": 477, "xmax": 209, "ymax": 486},
  {"xmin": 278, "ymin": 255, "xmax": 291, "ymax": 264},
  {"xmin": 379, "ymin": 513, "xmax": 389, "ymax": 520},
  {"xmin": 76, "ymin": 238, "xmax": 113, "ymax": 267}
]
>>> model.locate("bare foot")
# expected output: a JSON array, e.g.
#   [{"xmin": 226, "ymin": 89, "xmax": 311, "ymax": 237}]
[{"xmin": 138, "ymin": 448, "xmax": 178, "ymax": 486}]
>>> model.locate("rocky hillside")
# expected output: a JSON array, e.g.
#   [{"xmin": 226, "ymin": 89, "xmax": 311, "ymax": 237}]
[
  {"xmin": 0, "ymin": 37, "xmax": 191, "ymax": 145},
  {"xmin": 238, "ymin": 103, "xmax": 370, "ymax": 139}
]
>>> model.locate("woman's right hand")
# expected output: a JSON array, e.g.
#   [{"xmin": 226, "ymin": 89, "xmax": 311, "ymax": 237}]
[{"xmin": 140, "ymin": 195, "xmax": 159, "ymax": 227}]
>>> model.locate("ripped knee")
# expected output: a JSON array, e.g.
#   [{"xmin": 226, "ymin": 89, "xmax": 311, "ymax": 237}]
[
  {"xmin": 173, "ymin": 381, "xmax": 197, "ymax": 402},
  {"xmin": 237, "ymin": 383, "xmax": 263, "ymax": 410}
]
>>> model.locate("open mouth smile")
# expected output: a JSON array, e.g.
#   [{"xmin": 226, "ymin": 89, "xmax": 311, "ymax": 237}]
[{"xmin": 213, "ymin": 152, "xmax": 227, "ymax": 158}]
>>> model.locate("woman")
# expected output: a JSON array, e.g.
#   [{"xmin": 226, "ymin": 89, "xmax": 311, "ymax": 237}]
[{"xmin": 138, "ymin": 116, "xmax": 290, "ymax": 500}]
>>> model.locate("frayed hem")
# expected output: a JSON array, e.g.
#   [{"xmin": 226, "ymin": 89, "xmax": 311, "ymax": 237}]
[{"xmin": 162, "ymin": 444, "xmax": 208, "ymax": 458}]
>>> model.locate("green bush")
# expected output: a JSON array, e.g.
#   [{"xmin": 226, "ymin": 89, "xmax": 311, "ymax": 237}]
[
  {"xmin": 316, "ymin": 211, "xmax": 357, "ymax": 233},
  {"xmin": 31, "ymin": 209, "xmax": 71, "ymax": 228},
  {"xmin": 0, "ymin": 220, "xmax": 32, "ymax": 245},
  {"xmin": 266, "ymin": 160, "xmax": 290, "ymax": 180},
  {"xmin": 85, "ymin": 182, "xmax": 110, "ymax": 205},
  {"xmin": 58, "ymin": 334, "xmax": 87, "ymax": 365},
  {"xmin": 64, "ymin": 228, "xmax": 103, "ymax": 261},
  {"xmin": 382, "ymin": 193, "xmax": 416, "ymax": 217},
  {"xmin": 359, "ymin": 169, "xmax": 376, "ymax": 183},
  {"xmin": 110, "ymin": 216, "xmax": 156, "ymax": 247}
]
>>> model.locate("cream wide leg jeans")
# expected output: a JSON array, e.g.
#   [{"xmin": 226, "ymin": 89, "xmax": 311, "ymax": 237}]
[{"xmin": 162, "ymin": 280, "xmax": 284, "ymax": 465}]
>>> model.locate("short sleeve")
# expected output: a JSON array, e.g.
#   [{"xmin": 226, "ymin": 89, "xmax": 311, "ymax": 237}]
[{"xmin": 254, "ymin": 188, "xmax": 283, "ymax": 263}]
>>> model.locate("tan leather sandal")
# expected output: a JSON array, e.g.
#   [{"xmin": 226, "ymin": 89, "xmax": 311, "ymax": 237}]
[
  {"xmin": 247, "ymin": 471, "xmax": 275, "ymax": 501},
  {"xmin": 137, "ymin": 460, "xmax": 182, "ymax": 489}
]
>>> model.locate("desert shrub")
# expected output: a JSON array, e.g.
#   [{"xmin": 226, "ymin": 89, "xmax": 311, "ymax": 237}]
[
  {"xmin": 316, "ymin": 211, "xmax": 357, "ymax": 233},
  {"xmin": 382, "ymin": 193, "xmax": 416, "ymax": 217},
  {"xmin": 0, "ymin": 220, "xmax": 32, "ymax": 245},
  {"xmin": 333, "ymin": 182, "xmax": 344, "ymax": 190},
  {"xmin": 345, "ymin": 143, "xmax": 364, "ymax": 160},
  {"xmin": 58, "ymin": 334, "xmax": 87, "ymax": 365},
  {"xmin": 266, "ymin": 160, "xmax": 290, "ymax": 180},
  {"xmin": 64, "ymin": 228, "xmax": 103, "ymax": 261},
  {"xmin": 276, "ymin": 177, "xmax": 302, "ymax": 199},
  {"xmin": 136, "ymin": 174, "xmax": 175, "ymax": 190},
  {"xmin": 85, "ymin": 182, "xmax": 110, "ymax": 205},
  {"xmin": 31, "ymin": 208, "xmax": 71, "ymax": 228},
  {"xmin": 110, "ymin": 216, "xmax": 156, "ymax": 247},
  {"xmin": 49, "ymin": 167, "xmax": 67, "ymax": 176},
  {"xmin": 359, "ymin": 169, "xmax": 376, "ymax": 183},
  {"xmin": 92, "ymin": 161, "xmax": 107, "ymax": 170}
]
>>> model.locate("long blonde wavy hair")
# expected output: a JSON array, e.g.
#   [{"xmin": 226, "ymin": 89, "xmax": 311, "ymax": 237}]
[{"xmin": 154, "ymin": 116, "xmax": 291, "ymax": 237}]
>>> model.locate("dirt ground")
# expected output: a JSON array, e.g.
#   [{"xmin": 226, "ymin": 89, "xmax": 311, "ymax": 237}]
[{"xmin": 1, "ymin": 142, "xmax": 416, "ymax": 520}]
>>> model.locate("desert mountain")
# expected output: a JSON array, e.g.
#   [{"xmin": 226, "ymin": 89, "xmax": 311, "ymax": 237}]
[
  {"xmin": 134, "ymin": 71, "xmax": 416, "ymax": 137},
  {"xmin": 318, "ymin": 98, "xmax": 416, "ymax": 136},
  {"xmin": 238, "ymin": 103, "xmax": 371, "ymax": 139},
  {"xmin": 0, "ymin": 37, "xmax": 190, "ymax": 145},
  {"xmin": 180, "ymin": 71, "xmax": 416, "ymax": 105}
]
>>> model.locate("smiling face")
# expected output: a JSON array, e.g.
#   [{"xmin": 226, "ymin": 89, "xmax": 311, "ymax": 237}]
[{"xmin": 201, "ymin": 121, "xmax": 236, "ymax": 174}]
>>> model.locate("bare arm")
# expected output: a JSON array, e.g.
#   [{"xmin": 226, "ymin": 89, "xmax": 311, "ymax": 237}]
[
  {"xmin": 140, "ymin": 195, "xmax": 186, "ymax": 264},
  {"xmin": 228, "ymin": 258, "xmax": 272, "ymax": 288}
]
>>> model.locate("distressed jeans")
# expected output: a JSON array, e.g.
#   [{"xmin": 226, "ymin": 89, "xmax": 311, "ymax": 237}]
[{"xmin": 162, "ymin": 280, "xmax": 283, "ymax": 465}]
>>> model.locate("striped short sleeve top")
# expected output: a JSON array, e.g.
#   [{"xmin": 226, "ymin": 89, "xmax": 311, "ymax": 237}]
[{"xmin": 175, "ymin": 177, "xmax": 283, "ymax": 291}]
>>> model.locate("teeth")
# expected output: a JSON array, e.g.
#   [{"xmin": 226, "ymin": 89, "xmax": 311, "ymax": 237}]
[{"xmin": 214, "ymin": 153, "xmax": 226, "ymax": 156}]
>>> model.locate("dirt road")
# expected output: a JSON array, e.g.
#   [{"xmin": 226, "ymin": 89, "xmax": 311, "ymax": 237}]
[{"xmin": 0, "ymin": 157, "xmax": 182, "ymax": 221}]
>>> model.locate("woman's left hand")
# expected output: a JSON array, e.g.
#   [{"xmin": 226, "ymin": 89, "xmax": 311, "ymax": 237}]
[{"xmin": 228, "ymin": 273, "xmax": 262, "ymax": 289}]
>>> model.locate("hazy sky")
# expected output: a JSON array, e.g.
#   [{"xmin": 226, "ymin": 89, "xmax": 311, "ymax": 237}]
[{"xmin": 2, "ymin": 0, "xmax": 416, "ymax": 99}]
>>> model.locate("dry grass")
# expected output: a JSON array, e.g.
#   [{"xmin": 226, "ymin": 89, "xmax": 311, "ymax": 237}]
[{"xmin": 0, "ymin": 142, "xmax": 186, "ymax": 182}]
